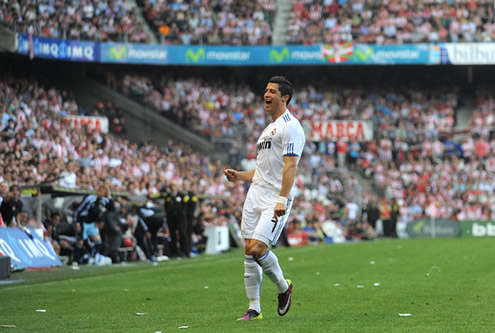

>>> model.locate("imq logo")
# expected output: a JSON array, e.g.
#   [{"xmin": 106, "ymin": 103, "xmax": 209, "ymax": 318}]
[
  {"xmin": 109, "ymin": 46, "xmax": 127, "ymax": 60},
  {"xmin": 269, "ymin": 48, "xmax": 290, "ymax": 63},
  {"xmin": 185, "ymin": 48, "xmax": 205, "ymax": 63}
]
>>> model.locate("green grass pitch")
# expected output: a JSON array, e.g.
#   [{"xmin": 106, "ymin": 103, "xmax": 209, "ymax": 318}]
[{"xmin": 1, "ymin": 237, "xmax": 494, "ymax": 332}]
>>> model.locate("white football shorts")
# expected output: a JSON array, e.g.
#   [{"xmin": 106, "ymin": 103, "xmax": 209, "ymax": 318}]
[{"xmin": 241, "ymin": 184, "xmax": 293, "ymax": 247}]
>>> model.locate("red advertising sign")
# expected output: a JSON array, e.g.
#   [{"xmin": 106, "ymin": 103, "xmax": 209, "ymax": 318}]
[
  {"xmin": 63, "ymin": 115, "xmax": 109, "ymax": 134},
  {"xmin": 304, "ymin": 120, "xmax": 373, "ymax": 141}
]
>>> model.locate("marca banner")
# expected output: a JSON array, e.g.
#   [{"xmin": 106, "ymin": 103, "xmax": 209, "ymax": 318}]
[
  {"xmin": 441, "ymin": 43, "xmax": 495, "ymax": 65},
  {"xmin": 18, "ymin": 34, "xmax": 99, "ymax": 62},
  {"xmin": 459, "ymin": 221, "xmax": 495, "ymax": 237},
  {"xmin": 0, "ymin": 228, "xmax": 62, "ymax": 268},
  {"xmin": 405, "ymin": 218, "xmax": 461, "ymax": 238},
  {"xmin": 304, "ymin": 120, "xmax": 373, "ymax": 142},
  {"xmin": 63, "ymin": 115, "xmax": 109, "ymax": 134}
]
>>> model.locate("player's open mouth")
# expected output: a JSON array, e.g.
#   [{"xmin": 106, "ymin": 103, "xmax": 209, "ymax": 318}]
[{"xmin": 265, "ymin": 100, "xmax": 272, "ymax": 105}]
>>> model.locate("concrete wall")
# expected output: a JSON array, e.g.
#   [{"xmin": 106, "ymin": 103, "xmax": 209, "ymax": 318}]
[{"xmin": 0, "ymin": 26, "xmax": 17, "ymax": 52}]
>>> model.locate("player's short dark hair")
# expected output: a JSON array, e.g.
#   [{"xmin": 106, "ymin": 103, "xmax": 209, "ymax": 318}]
[{"xmin": 269, "ymin": 76, "xmax": 293, "ymax": 105}]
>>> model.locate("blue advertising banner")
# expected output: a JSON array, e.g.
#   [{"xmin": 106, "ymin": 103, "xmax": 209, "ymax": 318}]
[
  {"xmin": 0, "ymin": 228, "xmax": 62, "ymax": 268},
  {"xmin": 350, "ymin": 44, "xmax": 440, "ymax": 64},
  {"xmin": 18, "ymin": 34, "xmax": 99, "ymax": 62},
  {"xmin": 15, "ymin": 35, "xmax": 448, "ymax": 66},
  {"xmin": 101, "ymin": 43, "xmax": 169, "ymax": 64},
  {"xmin": 100, "ymin": 42, "xmax": 440, "ymax": 66}
]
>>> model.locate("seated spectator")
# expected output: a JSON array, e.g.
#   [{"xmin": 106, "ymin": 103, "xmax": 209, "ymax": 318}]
[{"xmin": 43, "ymin": 212, "xmax": 79, "ymax": 261}]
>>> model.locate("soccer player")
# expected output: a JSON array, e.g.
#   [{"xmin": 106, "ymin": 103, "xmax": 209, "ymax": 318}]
[{"xmin": 224, "ymin": 76, "xmax": 305, "ymax": 321}]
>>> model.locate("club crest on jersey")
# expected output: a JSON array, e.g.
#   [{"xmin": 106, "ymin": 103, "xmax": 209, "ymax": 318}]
[{"xmin": 271, "ymin": 128, "xmax": 277, "ymax": 136}]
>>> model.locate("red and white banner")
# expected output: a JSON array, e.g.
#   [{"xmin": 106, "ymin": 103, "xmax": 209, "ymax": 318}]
[
  {"xmin": 63, "ymin": 115, "xmax": 109, "ymax": 134},
  {"xmin": 304, "ymin": 120, "xmax": 373, "ymax": 142}
]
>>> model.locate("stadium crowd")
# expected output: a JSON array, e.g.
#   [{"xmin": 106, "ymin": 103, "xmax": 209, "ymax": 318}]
[
  {"xmin": 3, "ymin": 0, "xmax": 495, "ymax": 45},
  {"xmin": 288, "ymin": 0, "xmax": 495, "ymax": 44},
  {"xmin": 0, "ymin": 0, "xmax": 149, "ymax": 42},
  {"xmin": 139, "ymin": 0, "xmax": 274, "ymax": 45},
  {"xmin": 0, "ymin": 75, "xmax": 372, "ymax": 265},
  {"xmin": 105, "ymin": 70, "xmax": 495, "ymax": 226}
]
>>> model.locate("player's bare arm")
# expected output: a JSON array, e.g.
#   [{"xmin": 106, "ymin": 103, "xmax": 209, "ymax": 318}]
[
  {"xmin": 224, "ymin": 168, "xmax": 256, "ymax": 183},
  {"xmin": 273, "ymin": 155, "xmax": 298, "ymax": 219}
]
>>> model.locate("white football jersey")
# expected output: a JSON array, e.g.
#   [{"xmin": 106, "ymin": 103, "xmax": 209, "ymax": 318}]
[{"xmin": 252, "ymin": 109, "xmax": 305, "ymax": 194}]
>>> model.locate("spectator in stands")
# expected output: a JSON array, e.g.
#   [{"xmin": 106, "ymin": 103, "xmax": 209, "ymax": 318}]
[
  {"xmin": 1, "ymin": 0, "xmax": 149, "ymax": 43},
  {"xmin": 0, "ymin": 181, "xmax": 9, "ymax": 206},
  {"xmin": 143, "ymin": 0, "xmax": 273, "ymax": 45},
  {"xmin": 58, "ymin": 161, "xmax": 78, "ymax": 188}
]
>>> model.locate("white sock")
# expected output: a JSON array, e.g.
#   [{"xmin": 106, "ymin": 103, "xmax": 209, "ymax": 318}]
[
  {"xmin": 244, "ymin": 255, "xmax": 262, "ymax": 313},
  {"xmin": 257, "ymin": 250, "xmax": 288, "ymax": 293}
]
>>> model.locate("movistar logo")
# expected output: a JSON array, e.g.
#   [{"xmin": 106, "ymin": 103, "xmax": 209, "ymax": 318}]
[
  {"xmin": 270, "ymin": 48, "xmax": 290, "ymax": 63},
  {"xmin": 413, "ymin": 220, "xmax": 425, "ymax": 234},
  {"xmin": 109, "ymin": 46, "xmax": 127, "ymax": 60},
  {"xmin": 186, "ymin": 48, "xmax": 205, "ymax": 63},
  {"xmin": 354, "ymin": 47, "xmax": 374, "ymax": 61}
]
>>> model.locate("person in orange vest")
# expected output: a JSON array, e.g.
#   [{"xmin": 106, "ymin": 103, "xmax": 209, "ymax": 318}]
[{"xmin": 379, "ymin": 197, "xmax": 392, "ymax": 237}]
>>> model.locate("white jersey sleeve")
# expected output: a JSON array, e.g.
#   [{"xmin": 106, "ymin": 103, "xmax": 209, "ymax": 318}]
[{"xmin": 281, "ymin": 117, "xmax": 305, "ymax": 158}]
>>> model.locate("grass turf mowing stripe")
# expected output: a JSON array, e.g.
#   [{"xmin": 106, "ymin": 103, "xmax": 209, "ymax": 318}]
[{"xmin": 1, "ymin": 237, "xmax": 494, "ymax": 332}]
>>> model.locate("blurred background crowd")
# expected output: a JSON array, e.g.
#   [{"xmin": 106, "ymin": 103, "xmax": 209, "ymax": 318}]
[{"xmin": 1, "ymin": 0, "xmax": 495, "ymax": 266}]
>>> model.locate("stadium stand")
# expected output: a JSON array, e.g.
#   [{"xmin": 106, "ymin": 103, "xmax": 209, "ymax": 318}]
[
  {"xmin": 287, "ymin": 0, "xmax": 495, "ymax": 45},
  {"xmin": 0, "ymin": 0, "xmax": 149, "ymax": 42},
  {"xmin": 3, "ymin": 0, "xmax": 494, "ymax": 45},
  {"xmin": 0, "ymin": 72, "xmax": 367, "ymax": 260},
  {"xmin": 98, "ymin": 66, "xmax": 495, "ymax": 227},
  {"xmin": 138, "ymin": 0, "xmax": 275, "ymax": 45}
]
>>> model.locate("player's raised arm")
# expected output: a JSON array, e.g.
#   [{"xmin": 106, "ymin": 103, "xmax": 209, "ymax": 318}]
[{"xmin": 224, "ymin": 168, "xmax": 256, "ymax": 183}]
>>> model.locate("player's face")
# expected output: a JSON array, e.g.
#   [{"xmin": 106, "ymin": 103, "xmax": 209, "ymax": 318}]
[{"xmin": 264, "ymin": 83, "xmax": 285, "ymax": 113}]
